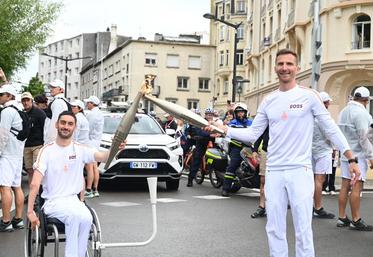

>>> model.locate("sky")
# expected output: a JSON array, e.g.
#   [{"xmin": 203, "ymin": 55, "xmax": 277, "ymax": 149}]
[{"xmin": 16, "ymin": 0, "xmax": 211, "ymax": 83}]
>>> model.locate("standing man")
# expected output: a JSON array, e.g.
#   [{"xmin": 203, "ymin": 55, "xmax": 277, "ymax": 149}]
[
  {"xmin": 27, "ymin": 111, "xmax": 126, "ymax": 257},
  {"xmin": 206, "ymin": 49, "xmax": 359, "ymax": 257},
  {"xmin": 338, "ymin": 86, "xmax": 373, "ymax": 231},
  {"xmin": 0, "ymin": 84, "xmax": 25, "ymax": 232},
  {"xmin": 84, "ymin": 96, "xmax": 104, "ymax": 198},
  {"xmin": 251, "ymin": 126, "xmax": 269, "ymax": 218},
  {"xmin": 44, "ymin": 79, "xmax": 70, "ymax": 144},
  {"xmin": 33, "ymin": 94, "xmax": 48, "ymax": 112},
  {"xmin": 312, "ymin": 91, "xmax": 335, "ymax": 219},
  {"xmin": 21, "ymin": 92, "xmax": 46, "ymax": 185}
]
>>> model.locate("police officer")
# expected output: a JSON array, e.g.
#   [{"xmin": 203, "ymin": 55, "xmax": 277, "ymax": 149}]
[
  {"xmin": 187, "ymin": 108, "xmax": 215, "ymax": 187},
  {"xmin": 222, "ymin": 103, "xmax": 252, "ymax": 197}
]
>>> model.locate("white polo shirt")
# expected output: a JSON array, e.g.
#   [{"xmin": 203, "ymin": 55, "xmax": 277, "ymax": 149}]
[
  {"xmin": 227, "ymin": 85, "xmax": 350, "ymax": 171},
  {"xmin": 74, "ymin": 112, "xmax": 90, "ymax": 145},
  {"xmin": 34, "ymin": 141, "xmax": 96, "ymax": 200},
  {"xmin": 86, "ymin": 106, "xmax": 104, "ymax": 150}
]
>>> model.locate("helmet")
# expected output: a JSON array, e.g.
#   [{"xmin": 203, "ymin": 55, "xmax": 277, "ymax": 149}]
[
  {"xmin": 149, "ymin": 111, "xmax": 156, "ymax": 117},
  {"xmin": 204, "ymin": 107, "xmax": 215, "ymax": 114},
  {"xmin": 234, "ymin": 102, "xmax": 248, "ymax": 113}
]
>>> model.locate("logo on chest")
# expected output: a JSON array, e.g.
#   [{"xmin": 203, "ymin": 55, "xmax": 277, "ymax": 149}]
[
  {"xmin": 69, "ymin": 155, "xmax": 76, "ymax": 160},
  {"xmin": 289, "ymin": 103, "xmax": 303, "ymax": 110}
]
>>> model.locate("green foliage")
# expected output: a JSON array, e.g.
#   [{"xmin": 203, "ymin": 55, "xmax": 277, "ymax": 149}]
[
  {"xmin": 0, "ymin": 0, "xmax": 62, "ymax": 78},
  {"xmin": 22, "ymin": 73, "xmax": 45, "ymax": 96}
]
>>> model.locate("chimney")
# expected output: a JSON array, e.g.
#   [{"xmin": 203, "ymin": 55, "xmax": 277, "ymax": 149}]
[{"xmin": 108, "ymin": 24, "xmax": 118, "ymax": 53}]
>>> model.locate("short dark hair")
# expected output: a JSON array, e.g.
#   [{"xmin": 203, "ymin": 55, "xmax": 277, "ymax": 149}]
[
  {"xmin": 34, "ymin": 94, "xmax": 48, "ymax": 104},
  {"xmin": 57, "ymin": 110, "xmax": 77, "ymax": 124},
  {"xmin": 276, "ymin": 49, "xmax": 298, "ymax": 63}
]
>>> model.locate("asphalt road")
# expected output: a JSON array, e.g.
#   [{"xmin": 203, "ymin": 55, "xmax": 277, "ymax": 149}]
[{"xmin": 1, "ymin": 177, "xmax": 373, "ymax": 257}]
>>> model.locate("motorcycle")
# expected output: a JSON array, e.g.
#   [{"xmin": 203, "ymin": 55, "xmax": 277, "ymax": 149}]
[{"xmin": 204, "ymin": 138, "xmax": 260, "ymax": 192}]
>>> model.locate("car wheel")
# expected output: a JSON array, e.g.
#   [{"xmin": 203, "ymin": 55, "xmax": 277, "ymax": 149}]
[{"xmin": 166, "ymin": 178, "xmax": 180, "ymax": 191}]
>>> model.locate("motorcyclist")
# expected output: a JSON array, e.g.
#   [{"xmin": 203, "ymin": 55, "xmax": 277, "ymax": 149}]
[
  {"xmin": 187, "ymin": 108, "xmax": 215, "ymax": 187},
  {"xmin": 182, "ymin": 109, "xmax": 200, "ymax": 158},
  {"xmin": 222, "ymin": 103, "xmax": 253, "ymax": 196}
]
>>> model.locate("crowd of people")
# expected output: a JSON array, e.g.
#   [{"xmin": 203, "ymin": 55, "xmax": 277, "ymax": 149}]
[{"xmin": 1, "ymin": 47, "xmax": 373, "ymax": 257}]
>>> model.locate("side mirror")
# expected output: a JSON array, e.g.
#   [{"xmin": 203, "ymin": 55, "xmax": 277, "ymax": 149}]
[{"xmin": 165, "ymin": 129, "xmax": 176, "ymax": 135}]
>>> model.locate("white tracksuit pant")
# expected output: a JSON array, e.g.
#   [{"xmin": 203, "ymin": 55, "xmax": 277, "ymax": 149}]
[
  {"xmin": 265, "ymin": 167, "xmax": 315, "ymax": 257},
  {"xmin": 43, "ymin": 195, "xmax": 93, "ymax": 257}
]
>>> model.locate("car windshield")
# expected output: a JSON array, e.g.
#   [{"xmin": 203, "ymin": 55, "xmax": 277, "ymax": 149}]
[{"xmin": 103, "ymin": 114, "xmax": 163, "ymax": 134}]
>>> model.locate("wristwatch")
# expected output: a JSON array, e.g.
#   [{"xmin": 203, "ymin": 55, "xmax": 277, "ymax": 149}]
[{"xmin": 348, "ymin": 157, "xmax": 358, "ymax": 164}]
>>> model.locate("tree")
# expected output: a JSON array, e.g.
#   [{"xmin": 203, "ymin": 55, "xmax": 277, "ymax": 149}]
[
  {"xmin": 22, "ymin": 73, "xmax": 45, "ymax": 96},
  {"xmin": 0, "ymin": 0, "xmax": 62, "ymax": 78}
]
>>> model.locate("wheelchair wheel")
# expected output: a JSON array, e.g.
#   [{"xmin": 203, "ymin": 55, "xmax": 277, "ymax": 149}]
[
  {"xmin": 24, "ymin": 220, "xmax": 44, "ymax": 257},
  {"xmin": 86, "ymin": 206, "xmax": 102, "ymax": 257}
]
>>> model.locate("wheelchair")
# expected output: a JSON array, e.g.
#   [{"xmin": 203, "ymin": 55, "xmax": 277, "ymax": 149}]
[{"xmin": 24, "ymin": 194, "xmax": 102, "ymax": 257}]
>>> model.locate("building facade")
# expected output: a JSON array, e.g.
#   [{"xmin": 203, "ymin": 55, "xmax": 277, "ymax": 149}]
[
  {"xmin": 243, "ymin": 0, "xmax": 373, "ymax": 119},
  {"xmin": 81, "ymin": 34, "xmax": 216, "ymax": 114},
  {"xmin": 208, "ymin": 0, "xmax": 250, "ymax": 112},
  {"xmin": 38, "ymin": 25, "xmax": 130, "ymax": 101}
]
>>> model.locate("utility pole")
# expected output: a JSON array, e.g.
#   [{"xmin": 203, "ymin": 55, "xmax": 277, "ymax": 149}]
[{"xmin": 311, "ymin": 0, "xmax": 322, "ymax": 90}]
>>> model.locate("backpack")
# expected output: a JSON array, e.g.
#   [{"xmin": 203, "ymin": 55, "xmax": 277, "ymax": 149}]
[
  {"xmin": 6, "ymin": 106, "xmax": 31, "ymax": 141},
  {"xmin": 45, "ymin": 98, "xmax": 72, "ymax": 119}
]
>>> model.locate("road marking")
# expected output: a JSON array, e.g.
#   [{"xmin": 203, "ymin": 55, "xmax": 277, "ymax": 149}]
[
  {"xmin": 156, "ymin": 198, "xmax": 187, "ymax": 203},
  {"xmin": 237, "ymin": 192, "xmax": 260, "ymax": 197},
  {"xmin": 100, "ymin": 201, "xmax": 141, "ymax": 207},
  {"xmin": 193, "ymin": 195, "xmax": 230, "ymax": 200}
]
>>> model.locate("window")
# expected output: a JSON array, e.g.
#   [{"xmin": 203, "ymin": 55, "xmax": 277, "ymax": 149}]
[
  {"xmin": 48, "ymin": 59, "xmax": 51, "ymax": 67},
  {"xmin": 75, "ymin": 82, "xmax": 78, "ymax": 89},
  {"xmin": 69, "ymin": 40, "xmax": 72, "ymax": 48},
  {"xmin": 188, "ymin": 56, "xmax": 201, "ymax": 69},
  {"xmin": 76, "ymin": 52, "xmax": 80, "ymax": 58},
  {"xmin": 41, "ymin": 62, "xmax": 44, "ymax": 69},
  {"xmin": 166, "ymin": 98, "xmax": 178, "ymax": 104},
  {"xmin": 53, "ymin": 71, "xmax": 56, "ymax": 79},
  {"xmin": 223, "ymin": 79, "xmax": 229, "ymax": 94},
  {"xmin": 260, "ymin": 59, "xmax": 265, "ymax": 84},
  {"xmin": 177, "ymin": 77, "xmax": 189, "ymax": 90},
  {"xmin": 109, "ymin": 65, "xmax": 114, "ymax": 76},
  {"xmin": 145, "ymin": 53, "xmax": 157, "ymax": 65},
  {"xmin": 187, "ymin": 100, "xmax": 199, "ymax": 110},
  {"xmin": 76, "ymin": 38, "xmax": 80, "ymax": 46},
  {"xmin": 236, "ymin": 0, "xmax": 246, "ymax": 13},
  {"xmin": 226, "ymin": 50, "xmax": 229, "ymax": 65},
  {"xmin": 75, "ymin": 67, "xmax": 79, "ymax": 74},
  {"xmin": 219, "ymin": 51, "xmax": 224, "ymax": 66},
  {"xmin": 236, "ymin": 49, "xmax": 244, "ymax": 65},
  {"xmin": 115, "ymin": 60, "xmax": 121, "ymax": 73},
  {"xmin": 54, "ymin": 59, "xmax": 57, "ymax": 65},
  {"xmin": 167, "ymin": 54, "xmax": 179, "ymax": 68},
  {"xmin": 199, "ymin": 78, "xmax": 210, "ymax": 91},
  {"xmin": 59, "ymin": 69, "xmax": 63, "ymax": 78},
  {"xmin": 237, "ymin": 24, "xmax": 245, "ymax": 39},
  {"xmin": 219, "ymin": 25, "xmax": 225, "ymax": 41},
  {"xmin": 352, "ymin": 15, "xmax": 371, "ymax": 49}
]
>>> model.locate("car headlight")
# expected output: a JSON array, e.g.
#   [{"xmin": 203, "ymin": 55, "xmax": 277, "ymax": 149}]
[{"xmin": 167, "ymin": 143, "xmax": 179, "ymax": 151}]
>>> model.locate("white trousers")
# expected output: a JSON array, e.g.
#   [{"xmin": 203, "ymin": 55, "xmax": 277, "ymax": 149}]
[
  {"xmin": 265, "ymin": 167, "xmax": 314, "ymax": 257},
  {"xmin": 43, "ymin": 196, "xmax": 92, "ymax": 257}
]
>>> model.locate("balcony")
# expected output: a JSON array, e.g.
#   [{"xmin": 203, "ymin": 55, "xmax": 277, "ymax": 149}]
[
  {"xmin": 102, "ymin": 88, "xmax": 121, "ymax": 101},
  {"xmin": 287, "ymin": 9, "xmax": 295, "ymax": 27}
]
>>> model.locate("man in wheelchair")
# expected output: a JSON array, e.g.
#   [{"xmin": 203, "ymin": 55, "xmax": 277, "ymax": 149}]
[{"xmin": 27, "ymin": 111, "xmax": 125, "ymax": 257}]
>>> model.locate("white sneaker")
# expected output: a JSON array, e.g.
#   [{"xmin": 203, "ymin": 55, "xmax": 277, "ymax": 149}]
[
  {"xmin": 93, "ymin": 191, "xmax": 100, "ymax": 197},
  {"xmin": 330, "ymin": 191, "xmax": 337, "ymax": 195},
  {"xmin": 360, "ymin": 192, "xmax": 363, "ymax": 198},
  {"xmin": 322, "ymin": 191, "xmax": 328, "ymax": 195},
  {"xmin": 84, "ymin": 191, "xmax": 94, "ymax": 198}
]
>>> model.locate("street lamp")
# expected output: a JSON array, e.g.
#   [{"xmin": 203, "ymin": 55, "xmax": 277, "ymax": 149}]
[
  {"xmin": 236, "ymin": 79, "xmax": 250, "ymax": 102},
  {"xmin": 203, "ymin": 13, "xmax": 242, "ymax": 103},
  {"xmin": 41, "ymin": 53, "xmax": 92, "ymax": 98}
]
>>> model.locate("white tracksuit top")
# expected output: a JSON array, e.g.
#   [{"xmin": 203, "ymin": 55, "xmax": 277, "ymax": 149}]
[
  {"xmin": 312, "ymin": 119, "xmax": 333, "ymax": 159},
  {"xmin": 338, "ymin": 100, "xmax": 373, "ymax": 161},
  {"xmin": 227, "ymin": 85, "xmax": 350, "ymax": 171},
  {"xmin": 86, "ymin": 107, "xmax": 104, "ymax": 150}
]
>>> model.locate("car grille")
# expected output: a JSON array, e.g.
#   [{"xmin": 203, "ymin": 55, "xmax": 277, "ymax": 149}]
[
  {"xmin": 117, "ymin": 149, "xmax": 169, "ymax": 159},
  {"xmin": 104, "ymin": 162, "xmax": 180, "ymax": 177}
]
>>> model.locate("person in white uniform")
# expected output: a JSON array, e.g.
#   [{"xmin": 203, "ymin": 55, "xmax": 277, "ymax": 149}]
[
  {"xmin": 311, "ymin": 91, "xmax": 335, "ymax": 219},
  {"xmin": 71, "ymin": 100, "xmax": 90, "ymax": 145},
  {"xmin": 27, "ymin": 111, "xmax": 125, "ymax": 257},
  {"xmin": 337, "ymin": 86, "xmax": 373, "ymax": 231},
  {"xmin": 0, "ymin": 83, "xmax": 26, "ymax": 232},
  {"xmin": 84, "ymin": 96, "xmax": 104, "ymax": 198},
  {"xmin": 205, "ymin": 49, "xmax": 360, "ymax": 257},
  {"xmin": 43, "ymin": 79, "xmax": 70, "ymax": 144}
]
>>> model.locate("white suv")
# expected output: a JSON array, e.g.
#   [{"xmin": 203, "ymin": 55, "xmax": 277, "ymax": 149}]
[{"xmin": 98, "ymin": 112, "xmax": 183, "ymax": 190}]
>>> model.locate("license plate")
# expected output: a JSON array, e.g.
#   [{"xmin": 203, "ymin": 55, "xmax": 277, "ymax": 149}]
[{"xmin": 130, "ymin": 161, "xmax": 157, "ymax": 169}]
